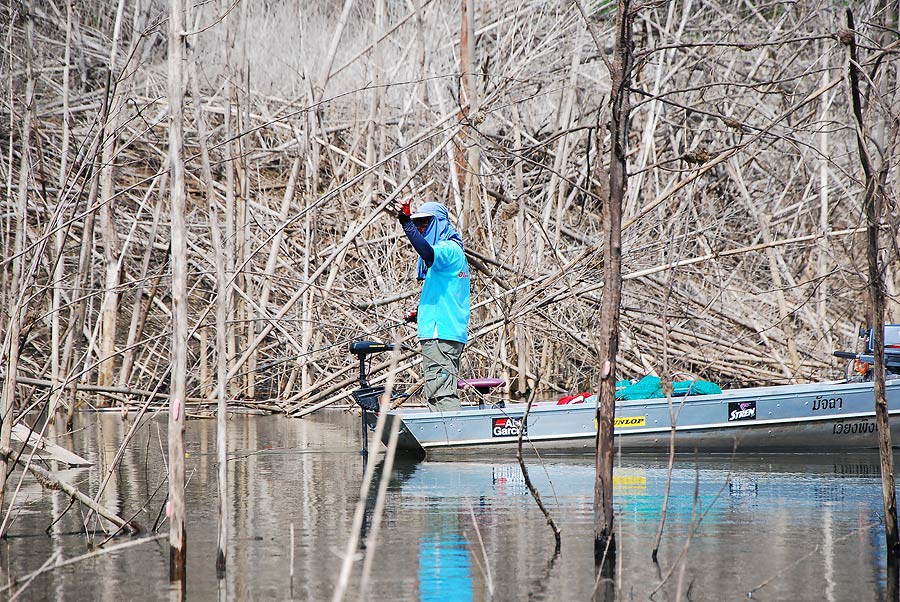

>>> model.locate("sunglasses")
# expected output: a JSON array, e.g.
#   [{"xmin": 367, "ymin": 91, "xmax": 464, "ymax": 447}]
[{"xmin": 412, "ymin": 216, "xmax": 433, "ymax": 232}]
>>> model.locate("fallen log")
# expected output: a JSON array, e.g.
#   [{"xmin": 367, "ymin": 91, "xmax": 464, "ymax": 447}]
[
  {"xmin": 11, "ymin": 424, "xmax": 92, "ymax": 467},
  {"xmin": 10, "ymin": 454, "xmax": 141, "ymax": 535}
]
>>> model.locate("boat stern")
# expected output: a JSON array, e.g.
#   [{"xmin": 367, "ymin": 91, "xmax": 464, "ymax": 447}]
[{"xmin": 365, "ymin": 410, "xmax": 426, "ymax": 456}]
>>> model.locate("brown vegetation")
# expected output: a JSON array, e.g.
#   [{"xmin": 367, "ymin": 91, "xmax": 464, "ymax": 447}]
[{"xmin": 1, "ymin": 0, "xmax": 899, "ymax": 425}]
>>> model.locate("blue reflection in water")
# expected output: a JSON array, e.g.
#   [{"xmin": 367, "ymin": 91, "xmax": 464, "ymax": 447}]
[{"xmin": 418, "ymin": 532, "xmax": 473, "ymax": 602}]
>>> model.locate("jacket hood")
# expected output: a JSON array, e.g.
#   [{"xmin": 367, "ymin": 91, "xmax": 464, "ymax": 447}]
[{"xmin": 414, "ymin": 202, "xmax": 463, "ymax": 280}]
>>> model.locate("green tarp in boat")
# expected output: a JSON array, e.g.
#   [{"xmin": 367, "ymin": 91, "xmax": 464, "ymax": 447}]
[{"xmin": 615, "ymin": 375, "xmax": 722, "ymax": 401}]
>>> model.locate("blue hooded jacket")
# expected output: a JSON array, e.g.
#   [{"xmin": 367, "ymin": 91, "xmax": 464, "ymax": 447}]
[
  {"xmin": 411, "ymin": 202, "xmax": 464, "ymax": 279},
  {"xmin": 400, "ymin": 202, "xmax": 470, "ymax": 344}
]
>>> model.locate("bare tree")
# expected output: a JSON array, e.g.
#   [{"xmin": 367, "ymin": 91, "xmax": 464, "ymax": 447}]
[
  {"xmin": 594, "ymin": 0, "xmax": 635, "ymax": 569},
  {"xmin": 167, "ymin": 0, "xmax": 188, "ymax": 581},
  {"xmin": 845, "ymin": 6, "xmax": 899, "ymax": 558},
  {"xmin": 0, "ymin": 0, "xmax": 36, "ymax": 512}
]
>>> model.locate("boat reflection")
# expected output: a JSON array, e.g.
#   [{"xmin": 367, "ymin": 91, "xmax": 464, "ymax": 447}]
[
  {"xmin": 390, "ymin": 454, "xmax": 890, "ymax": 516},
  {"xmin": 377, "ymin": 453, "xmax": 894, "ymax": 601}
]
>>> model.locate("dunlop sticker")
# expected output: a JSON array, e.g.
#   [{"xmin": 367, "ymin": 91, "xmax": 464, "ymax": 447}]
[
  {"xmin": 614, "ymin": 416, "xmax": 645, "ymax": 428},
  {"xmin": 613, "ymin": 471, "xmax": 647, "ymax": 492}
]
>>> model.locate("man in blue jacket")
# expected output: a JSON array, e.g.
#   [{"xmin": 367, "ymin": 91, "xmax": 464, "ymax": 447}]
[{"xmin": 393, "ymin": 199, "xmax": 471, "ymax": 412}]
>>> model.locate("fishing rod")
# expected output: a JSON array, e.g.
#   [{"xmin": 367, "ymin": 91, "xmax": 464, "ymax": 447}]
[{"xmin": 252, "ymin": 316, "xmax": 414, "ymax": 375}]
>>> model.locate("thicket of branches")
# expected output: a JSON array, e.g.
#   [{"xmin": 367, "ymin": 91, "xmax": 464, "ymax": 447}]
[{"xmin": 2, "ymin": 0, "xmax": 899, "ymax": 417}]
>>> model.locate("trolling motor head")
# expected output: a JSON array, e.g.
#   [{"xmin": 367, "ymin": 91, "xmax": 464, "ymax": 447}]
[
  {"xmin": 349, "ymin": 341, "xmax": 396, "ymax": 389},
  {"xmin": 349, "ymin": 341, "xmax": 396, "ymax": 356},
  {"xmin": 348, "ymin": 340, "xmax": 407, "ymax": 409}
]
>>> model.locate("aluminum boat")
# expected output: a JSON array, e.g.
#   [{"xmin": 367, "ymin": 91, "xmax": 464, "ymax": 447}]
[
  {"xmin": 349, "ymin": 325, "xmax": 900, "ymax": 457},
  {"xmin": 373, "ymin": 379, "xmax": 900, "ymax": 456}
]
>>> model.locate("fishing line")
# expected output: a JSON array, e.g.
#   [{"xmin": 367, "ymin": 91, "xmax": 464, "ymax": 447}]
[{"xmin": 246, "ymin": 319, "xmax": 415, "ymax": 375}]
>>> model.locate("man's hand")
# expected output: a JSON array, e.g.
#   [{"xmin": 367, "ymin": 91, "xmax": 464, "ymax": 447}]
[
  {"xmin": 393, "ymin": 199, "xmax": 411, "ymax": 223},
  {"xmin": 404, "ymin": 309, "xmax": 418, "ymax": 323}
]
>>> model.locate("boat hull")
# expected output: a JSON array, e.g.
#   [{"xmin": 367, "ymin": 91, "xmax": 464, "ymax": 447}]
[{"xmin": 373, "ymin": 379, "xmax": 900, "ymax": 456}]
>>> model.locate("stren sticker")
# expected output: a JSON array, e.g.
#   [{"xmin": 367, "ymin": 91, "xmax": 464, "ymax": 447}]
[
  {"xmin": 614, "ymin": 416, "xmax": 645, "ymax": 428},
  {"xmin": 492, "ymin": 417, "xmax": 526, "ymax": 437},
  {"xmin": 728, "ymin": 401, "xmax": 756, "ymax": 422}
]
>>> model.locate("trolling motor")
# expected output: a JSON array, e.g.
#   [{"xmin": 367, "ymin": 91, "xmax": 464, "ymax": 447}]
[
  {"xmin": 833, "ymin": 324, "xmax": 900, "ymax": 382},
  {"xmin": 348, "ymin": 341, "xmax": 408, "ymax": 458}
]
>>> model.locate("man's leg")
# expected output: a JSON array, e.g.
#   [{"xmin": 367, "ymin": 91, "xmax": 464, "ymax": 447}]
[{"xmin": 420, "ymin": 339, "xmax": 464, "ymax": 412}]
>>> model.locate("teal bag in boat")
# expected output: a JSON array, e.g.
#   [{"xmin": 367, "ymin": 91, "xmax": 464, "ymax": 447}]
[{"xmin": 616, "ymin": 375, "xmax": 722, "ymax": 400}]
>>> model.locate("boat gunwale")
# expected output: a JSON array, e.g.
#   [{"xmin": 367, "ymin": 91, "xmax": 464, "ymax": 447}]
[
  {"xmin": 389, "ymin": 378, "xmax": 899, "ymax": 423},
  {"xmin": 411, "ymin": 409, "xmax": 900, "ymax": 449},
  {"xmin": 380, "ymin": 379, "xmax": 900, "ymax": 452}
]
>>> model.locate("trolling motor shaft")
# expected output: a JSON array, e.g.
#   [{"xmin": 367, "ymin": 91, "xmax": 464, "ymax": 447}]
[{"xmin": 348, "ymin": 341, "xmax": 404, "ymax": 458}]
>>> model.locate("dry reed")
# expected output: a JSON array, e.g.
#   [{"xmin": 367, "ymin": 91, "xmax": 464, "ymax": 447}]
[{"xmin": 0, "ymin": 0, "xmax": 898, "ymax": 507}]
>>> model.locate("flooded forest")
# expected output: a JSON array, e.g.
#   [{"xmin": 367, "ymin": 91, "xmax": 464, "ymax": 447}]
[{"xmin": 1, "ymin": 0, "xmax": 900, "ymax": 599}]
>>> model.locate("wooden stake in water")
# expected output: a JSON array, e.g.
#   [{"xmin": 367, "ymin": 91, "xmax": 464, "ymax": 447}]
[
  {"xmin": 167, "ymin": 0, "xmax": 188, "ymax": 581},
  {"xmin": 592, "ymin": 0, "xmax": 636, "ymax": 571},
  {"xmin": 182, "ymin": 0, "xmax": 231, "ymax": 573},
  {"xmin": 845, "ymin": 7, "xmax": 899, "ymax": 559}
]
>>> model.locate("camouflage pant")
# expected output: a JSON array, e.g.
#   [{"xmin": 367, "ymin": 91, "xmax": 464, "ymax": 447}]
[{"xmin": 420, "ymin": 339, "xmax": 464, "ymax": 412}]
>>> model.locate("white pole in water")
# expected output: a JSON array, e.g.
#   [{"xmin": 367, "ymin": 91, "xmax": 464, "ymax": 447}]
[
  {"xmin": 181, "ymin": 0, "xmax": 231, "ymax": 576},
  {"xmin": 167, "ymin": 0, "xmax": 187, "ymax": 581},
  {"xmin": 214, "ymin": 220, "xmax": 229, "ymax": 577},
  {"xmin": 290, "ymin": 522, "xmax": 295, "ymax": 591}
]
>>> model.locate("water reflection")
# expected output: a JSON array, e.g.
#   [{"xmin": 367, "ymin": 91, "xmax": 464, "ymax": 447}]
[
  {"xmin": 419, "ymin": 528, "xmax": 472, "ymax": 602},
  {"xmin": 1, "ymin": 411, "xmax": 899, "ymax": 601},
  {"xmin": 387, "ymin": 454, "xmax": 897, "ymax": 600}
]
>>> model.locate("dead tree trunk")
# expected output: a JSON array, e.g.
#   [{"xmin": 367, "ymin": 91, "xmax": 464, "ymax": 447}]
[
  {"xmin": 167, "ymin": 0, "xmax": 188, "ymax": 581},
  {"xmin": 183, "ymin": 0, "xmax": 229, "ymax": 571},
  {"xmin": 457, "ymin": 0, "xmax": 478, "ymax": 230},
  {"xmin": 0, "ymin": 0, "xmax": 35, "ymax": 511},
  {"xmin": 97, "ymin": 0, "xmax": 127, "ymax": 389},
  {"xmin": 62, "ymin": 70, "xmax": 111, "ymax": 429},
  {"xmin": 846, "ymin": 7, "xmax": 899, "ymax": 559},
  {"xmin": 594, "ymin": 0, "xmax": 635, "ymax": 569},
  {"xmin": 51, "ymin": 0, "xmax": 73, "ymax": 413}
]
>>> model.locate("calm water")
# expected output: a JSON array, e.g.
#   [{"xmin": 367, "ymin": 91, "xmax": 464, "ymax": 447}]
[{"xmin": 2, "ymin": 409, "xmax": 898, "ymax": 601}]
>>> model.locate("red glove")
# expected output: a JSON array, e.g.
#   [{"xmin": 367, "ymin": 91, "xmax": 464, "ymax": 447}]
[
  {"xmin": 394, "ymin": 199, "xmax": 412, "ymax": 223},
  {"xmin": 404, "ymin": 309, "xmax": 418, "ymax": 323}
]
